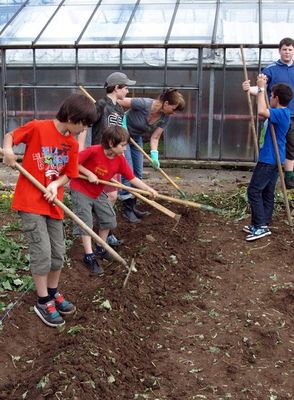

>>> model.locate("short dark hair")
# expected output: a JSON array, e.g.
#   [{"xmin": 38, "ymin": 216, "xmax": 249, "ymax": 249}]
[
  {"xmin": 279, "ymin": 37, "xmax": 294, "ymax": 49},
  {"xmin": 101, "ymin": 125, "xmax": 129, "ymax": 149},
  {"xmin": 159, "ymin": 88, "xmax": 186, "ymax": 111},
  {"xmin": 271, "ymin": 83, "xmax": 293, "ymax": 106},
  {"xmin": 56, "ymin": 94, "xmax": 97, "ymax": 126},
  {"xmin": 105, "ymin": 84, "xmax": 127, "ymax": 94}
]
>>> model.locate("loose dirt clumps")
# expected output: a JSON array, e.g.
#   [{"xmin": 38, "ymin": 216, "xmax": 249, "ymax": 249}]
[{"xmin": 0, "ymin": 193, "xmax": 294, "ymax": 399}]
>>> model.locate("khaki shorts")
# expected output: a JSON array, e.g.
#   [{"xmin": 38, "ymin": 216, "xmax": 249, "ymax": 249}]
[
  {"xmin": 71, "ymin": 190, "xmax": 117, "ymax": 235},
  {"xmin": 19, "ymin": 212, "xmax": 65, "ymax": 275},
  {"xmin": 286, "ymin": 119, "xmax": 294, "ymax": 160}
]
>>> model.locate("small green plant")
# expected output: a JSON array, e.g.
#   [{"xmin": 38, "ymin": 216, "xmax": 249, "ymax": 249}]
[{"xmin": 0, "ymin": 191, "xmax": 14, "ymax": 212}]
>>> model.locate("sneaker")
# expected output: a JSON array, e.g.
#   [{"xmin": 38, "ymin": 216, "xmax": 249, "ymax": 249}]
[
  {"xmin": 83, "ymin": 254, "xmax": 104, "ymax": 275},
  {"xmin": 94, "ymin": 245, "xmax": 113, "ymax": 262},
  {"xmin": 54, "ymin": 292, "xmax": 76, "ymax": 315},
  {"xmin": 243, "ymin": 225, "xmax": 254, "ymax": 234},
  {"xmin": 245, "ymin": 226, "xmax": 271, "ymax": 242},
  {"xmin": 107, "ymin": 233, "xmax": 124, "ymax": 248},
  {"xmin": 34, "ymin": 301, "xmax": 65, "ymax": 328},
  {"xmin": 285, "ymin": 178, "xmax": 294, "ymax": 190}
]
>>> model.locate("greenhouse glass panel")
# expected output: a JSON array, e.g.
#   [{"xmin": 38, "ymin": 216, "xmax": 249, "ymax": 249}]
[
  {"xmin": 36, "ymin": 2, "xmax": 97, "ymax": 45},
  {"xmin": 122, "ymin": 48, "xmax": 165, "ymax": 66},
  {"xmin": 216, "ymin": 0, "xmax": 259, "ymax": 44},
  {"xmin": 79, "ymin": 1, "xmax": 136, "ymax": 45},
  {"xmin": 0, "ymin": 0, "xmax": 60, "ymax": 45},
  {"xmin": 35, "ymin": 48, "xmax": 76, "ymax": 64},
  {"xmin": 6, "ymin": 49, "xmax": 34, "ymax": 84},
  {"xmin": 164, "ymin": 90, "xmax": 197, "ymax": 159},
  {"xmin": 260, "ymin": 47, "xmax": 279, "ymax": 65},
  {"xmin": 262, "ymin": 1, "xmax": 294, "ymax": 44},
  {"xmin": 78, "ymin": 48, "xmax": 120, "ymax": 65},
  {"xmin": 169, "ymin": 1, "xmax": 216, "ymax": 44},
  {"xmin": 0, "ymin": 1, "xmax": 25, "ymax": 32},
  {"xmin": 123, "ymin": 0, "xmax": 176, "ymax": 44}
]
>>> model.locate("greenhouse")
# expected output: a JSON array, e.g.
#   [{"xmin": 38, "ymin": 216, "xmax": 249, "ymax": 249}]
[{"xmin": 0, "ymin": 0, "xmax": 293, "ymax": 161}]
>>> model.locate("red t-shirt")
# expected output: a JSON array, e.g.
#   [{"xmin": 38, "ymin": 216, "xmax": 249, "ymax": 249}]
[
  {"xmin": 70, "ymin": 145, "xmax": 135, "ymax": 199},
  {"xmin": 12, "ymin": 120, "xmax": 79, "ymax": 219}
]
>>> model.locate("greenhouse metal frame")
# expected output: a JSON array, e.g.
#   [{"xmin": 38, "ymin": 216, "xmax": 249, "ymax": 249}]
[{"xmin": 1, "ymin": 0, "xmax": 294, "ymax": 161}]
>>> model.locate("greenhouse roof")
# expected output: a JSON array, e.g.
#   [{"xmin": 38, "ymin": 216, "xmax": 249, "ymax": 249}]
[{"xmin": 0, "ymin": 0, "xmax": 294, "ymax": 49}]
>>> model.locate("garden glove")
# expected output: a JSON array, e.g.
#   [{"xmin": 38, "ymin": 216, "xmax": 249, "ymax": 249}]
[{"xmin": 150, "ymin": 150, "xmax": 160, "ymax": 170}]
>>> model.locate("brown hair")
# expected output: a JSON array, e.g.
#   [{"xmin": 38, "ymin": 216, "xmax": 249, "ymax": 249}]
[
  {"xmin": 101, "ymin": 125, "xmax": 130, "ymax": 149},
  {"xmin": 279, "ymin": 37, "xmax": 294, "ymax": 49},
  {"xmin": 271, "ymin": 83, "xmax": 293, "ymax": 106},
  {"xmin": 105, "ymin": 84, "xmax": 127, "ymax": 94},
  {"xmin": 159, "ymin": 88, "xmax": 185, "ymax": 111},
  {"xmin": 56, "ymin": 94, "xmax": 97, "ymax": 126}
]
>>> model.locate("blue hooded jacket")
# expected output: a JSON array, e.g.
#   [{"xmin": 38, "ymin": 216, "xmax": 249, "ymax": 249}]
[{"xmin": 263, "ymin": 60, "xmax": 294, "ymax": 116}]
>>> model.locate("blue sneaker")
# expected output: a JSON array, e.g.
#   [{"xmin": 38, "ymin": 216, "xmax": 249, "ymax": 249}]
[
  {"xmin": 107, "ymin": 233, "xmax": 124, "ymax": 248},
  {"xmin": 243, "ymin": 225, "xmax": 254, "ymax": 234},
  {"xmin": 94, "ymin": 245, "xmax": 113, "ymax": 262},
  {"xmin": 245, "ymin": 226, "xmax": 271, "ymax": 242}
]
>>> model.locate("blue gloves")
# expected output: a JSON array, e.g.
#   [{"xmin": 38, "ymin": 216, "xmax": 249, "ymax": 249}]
[{"xmin": 150, "ymin": 150, "xmax": 160, "ymax": 169}]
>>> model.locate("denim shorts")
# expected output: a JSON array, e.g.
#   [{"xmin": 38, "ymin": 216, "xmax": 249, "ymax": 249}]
[
  {"xmin": 71, "ymin": 190, "xmax": 116, "ymax": 235},
  {"xmin": 19, "ymin": 212, "xmax": 65, "ymax": 275}
]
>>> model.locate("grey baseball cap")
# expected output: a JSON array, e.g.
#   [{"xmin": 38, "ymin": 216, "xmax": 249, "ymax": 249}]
[{"xmin": 104, "ymin": 72, "xmax": 136, "ymax": 87}]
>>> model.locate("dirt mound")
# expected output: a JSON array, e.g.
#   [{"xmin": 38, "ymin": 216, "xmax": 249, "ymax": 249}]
[{"xmin": 0, "ymin": 203, "xmax": 293, "ymax": 400}]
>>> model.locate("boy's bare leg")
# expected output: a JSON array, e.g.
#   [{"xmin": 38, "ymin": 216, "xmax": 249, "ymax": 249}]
[
  {"xmin": 33, "ymin": 270, "xmax": 62, "ymax": 297},
  {"xmin": 284, "ymin": 158, "xmax": 294, "ymax": 172}
]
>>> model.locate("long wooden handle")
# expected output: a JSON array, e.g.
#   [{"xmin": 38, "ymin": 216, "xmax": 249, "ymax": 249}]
[
  {"xmin": 79, "ymin": 86, "xmax": 96, "ymax": 103},
  {"xmin": 129, "ymin": 137, "xmax": 185, "ymax": 194},
  {"xmin": 79, "ymin": 174, "xmax": 221, "ymax": 214},
  {"xmin": 0, "ymin": 149, "xmax": 127, "ymax": 266},
  {"xmin": 79, "ymin": 175, "xmax": 180, "ymax": 221},
  {"xmin": 240, "ymin": 45, "xmax": 259, "ymax": 156},
  {"xmin": 263, "ymin": 96, "xmax": 293, "ymax": 228}
]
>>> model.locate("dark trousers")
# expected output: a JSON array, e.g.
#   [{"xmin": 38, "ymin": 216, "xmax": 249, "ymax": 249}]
[{"xmin": 247, "ymin": 162, "xmax": 279, "ymax": 227}]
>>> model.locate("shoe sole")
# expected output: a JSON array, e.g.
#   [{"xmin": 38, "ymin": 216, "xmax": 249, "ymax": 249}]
[
  {"xmin": 57, "ymin": 306, "xmax": 77, "ymax": 315},
  {"xmin": 34, "ymin": 306, "xmax": 65, "ymax": 328},
  {"xmin": 245, "ymin": 231, "xmax": 271, "ymax": 241}
]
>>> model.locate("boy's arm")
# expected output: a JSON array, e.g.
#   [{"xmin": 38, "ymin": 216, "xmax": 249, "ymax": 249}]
[
  {"xmin": 129, "ymin": 177, "xmax": 158, "ymax": 199},
  {"xmin": 78, "ymin": 164, "xmax": 99, "ymax": 184},
  {"xmin": 242, "ymin": 80, "xmax": 259, "ymax": 96},
  {"xmin": 256, "ymin": 74, "xmax": 270, "ymax": 119},
  {"xmin": 2, "ymin": 131, "xmax": 17, "ymax": 167},
  {"xmin": 44, "ymin": 175, "xmax": 69, "ymax": 202}
]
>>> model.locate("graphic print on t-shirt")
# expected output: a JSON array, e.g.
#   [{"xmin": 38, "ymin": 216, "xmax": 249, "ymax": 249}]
[
  {"xmin": 32, "ymin": 144, "xmax": 71, "ymax": 181},
  {"xmin": 108, "ymin": 113, "xmax": 123, "ymax": 126}
]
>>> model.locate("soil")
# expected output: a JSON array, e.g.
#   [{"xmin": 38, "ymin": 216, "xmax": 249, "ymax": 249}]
[{"xmin": 0, "ymin": 166, "xmax": 293, "ymax": 400}]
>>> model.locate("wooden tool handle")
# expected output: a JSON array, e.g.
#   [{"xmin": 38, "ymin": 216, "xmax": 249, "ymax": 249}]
[{"xmin": 0, "ymin": 148, "xmax": 127, "ymax": 266}]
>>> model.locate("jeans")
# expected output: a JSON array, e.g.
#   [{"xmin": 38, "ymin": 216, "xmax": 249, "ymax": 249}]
[
  {"xmin": 247, "ymin": 162, "xmax": 279, "ymax": 227},
  {"xmin": 120, "ymin": 135, "xmax": 144, "ymax": 200}
]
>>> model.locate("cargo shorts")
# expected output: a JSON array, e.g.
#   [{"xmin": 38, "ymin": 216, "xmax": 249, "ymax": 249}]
[
  {"xmin": 71, "ymin": 190, "xmax": 117, "ymax": 235},
  {"xmin": 19, "ymin": 212, "xmax": 65, "ymax": 275}
]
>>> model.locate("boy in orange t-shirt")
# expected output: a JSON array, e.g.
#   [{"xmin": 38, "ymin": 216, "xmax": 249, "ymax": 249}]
[{"xmin": 3, "ymin": 93, "xmax": 97, "ymax": 328}]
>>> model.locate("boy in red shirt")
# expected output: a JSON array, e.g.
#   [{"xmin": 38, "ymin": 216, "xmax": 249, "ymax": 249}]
[
  {"xmin": 3, "ymin": 93, "xmax": 97, "ymax": 328},
  {"xmin": 70, "ymin": 125, "xmax": 158, "ymax": 275}
]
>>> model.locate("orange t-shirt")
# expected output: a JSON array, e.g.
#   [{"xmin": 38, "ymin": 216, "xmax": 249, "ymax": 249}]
[{"xmin": 12, "ymin": 120, "xmax": 79, "ymax": 219}]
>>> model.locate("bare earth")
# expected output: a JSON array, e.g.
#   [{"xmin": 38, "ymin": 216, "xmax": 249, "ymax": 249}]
[{"xmin": 0, "ymin": 164, "xmax": 293, "ymax": 400}]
